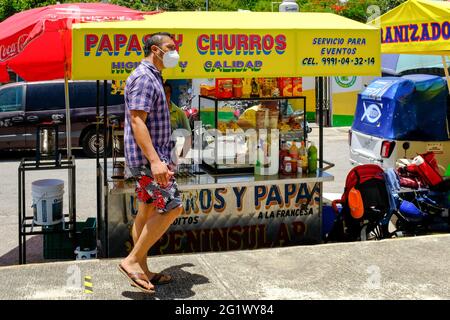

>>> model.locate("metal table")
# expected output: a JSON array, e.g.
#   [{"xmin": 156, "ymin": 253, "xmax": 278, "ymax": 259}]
[{"xmin": 18, "ymin": 157, "xmax": 76, "ymax": 264}]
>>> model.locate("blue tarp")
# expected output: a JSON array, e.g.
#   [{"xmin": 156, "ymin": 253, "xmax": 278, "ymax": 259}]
[{"xmin": 352, "ymin": 75, "xmax": 449, "ymax": 141}]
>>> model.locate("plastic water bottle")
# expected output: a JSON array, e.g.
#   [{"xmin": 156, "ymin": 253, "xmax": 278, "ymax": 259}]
[{"xmin": 308, "ymin": 141, "xmax": 318, "ymax": 173}]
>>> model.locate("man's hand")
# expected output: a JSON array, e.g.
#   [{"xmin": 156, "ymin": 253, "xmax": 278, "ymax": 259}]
[{"xmin": 151, "ymin": 160, "xmax": 174, "ymax": 187}]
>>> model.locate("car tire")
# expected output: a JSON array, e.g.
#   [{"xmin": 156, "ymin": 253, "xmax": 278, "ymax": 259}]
[{"xmin": 82, "ymin": 128, "xmax": 111, "ymax": 158}]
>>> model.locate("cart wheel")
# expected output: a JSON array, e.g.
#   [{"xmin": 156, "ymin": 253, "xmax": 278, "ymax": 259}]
[{"xmin": 82, "ymin": 128, "xmax": 112, "ymax": 158}]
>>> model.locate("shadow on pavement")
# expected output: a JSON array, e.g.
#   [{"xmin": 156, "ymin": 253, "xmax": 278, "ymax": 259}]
[
  {"xmin": 121, "ymin": 263, "xmax": 209, "ymax": 300},
  {"xmin": 0, "ymin": 235, "xmax": 45, "ymax": 266}
]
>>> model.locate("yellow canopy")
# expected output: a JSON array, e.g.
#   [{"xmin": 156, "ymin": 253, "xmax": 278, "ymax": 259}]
[
  {"xmin": 375, "ymin": 0, "xmax": 450, "ymax": 55},
  {"xmin": 71, "ymin": 11, "xmax": 380, "ymax": 80}
]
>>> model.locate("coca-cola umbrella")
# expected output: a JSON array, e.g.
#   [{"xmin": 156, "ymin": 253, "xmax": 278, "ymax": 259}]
[
  {"xmin": 0, "ymin": 3, "xmax": 153, "ymax": 156},
  {"xmin": 1, "ymin": 4, "xmax": 155, "ymax": 252}
]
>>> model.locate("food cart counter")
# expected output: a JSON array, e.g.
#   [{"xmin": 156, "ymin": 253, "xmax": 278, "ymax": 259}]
[
  {"xmin": 70, "ymin": 11, "xmax": 380, "ymax": 258},
  {"xmin": 102, "ymin": 163, "xmax": 334, "ymax": 258}
]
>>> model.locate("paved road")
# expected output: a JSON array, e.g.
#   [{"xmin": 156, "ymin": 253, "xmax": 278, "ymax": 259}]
[
  {"xmin": 0, "ymin": 234, "xmax": 449, "ymax": 300},
  {"xmin": 0, "ymin": 127, "xmax": 352, "ymax": 266}
]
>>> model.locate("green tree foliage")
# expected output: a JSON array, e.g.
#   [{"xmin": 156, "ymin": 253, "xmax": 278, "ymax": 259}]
[
  {"xmin": 0, "ymin": 0, "xmax": 105, "ymax": 22},
  {"xmin": 376, "ymin": 0, "xmax": 406, "ymax": 12},
  {"xmin": 1, "ymin": 0, "xmax": 55, "ymax": 22},
  {"xmin": 110, "ymin": 0, "xmax": 206, "ymax": 11},
  {"xmin": 0, "ymin": 0, "xmax": 16, "ymax": 21},
  {"xmin": 341, "ymin": 0, "xmax": 381, "ymax": 23}
]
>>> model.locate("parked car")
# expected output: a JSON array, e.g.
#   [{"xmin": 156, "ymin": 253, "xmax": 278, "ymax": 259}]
[
  {"xmin": 0, "ymin": 80, "xmax": 124, "ymax": 157},
  {"xmin": 349, "ymin": 74, "xmax": 450, "ymax": 172}
]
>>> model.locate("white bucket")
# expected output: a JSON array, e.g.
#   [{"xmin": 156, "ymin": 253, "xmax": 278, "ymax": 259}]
[
  {"xmin": 75, "ymin": 247, "xmax": 97, "ymax": 260},
  {"xmin": 31, "ymin": 179, "xmax": 64, "ymax": 226}
]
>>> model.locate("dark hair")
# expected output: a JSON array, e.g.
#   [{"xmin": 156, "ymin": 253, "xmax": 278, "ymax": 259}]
[
  {"xmin": 163, "ymin": 81, "xmax": 172, "ymax": 94},
  {"xmin": 143, "ymin": 32, "xmax": 173, "ymax": 57}
]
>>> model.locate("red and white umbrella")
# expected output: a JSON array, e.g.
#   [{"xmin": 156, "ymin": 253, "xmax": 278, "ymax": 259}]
[
  {"xmin": 0, "ymin": 3, "xmax": 157, "ymax": 156},
  {"xmin": 0, "ymin": 3, "xmax": 154, "ymax": 82}
]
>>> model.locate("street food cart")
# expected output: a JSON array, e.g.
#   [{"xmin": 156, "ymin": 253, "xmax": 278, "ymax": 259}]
[{"xmin": 71, "ymin": 11, "xmax": 380, "ymax": 257}]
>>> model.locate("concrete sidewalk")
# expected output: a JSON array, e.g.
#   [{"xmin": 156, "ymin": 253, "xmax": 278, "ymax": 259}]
[{"xmin": 0, "ymin": 234, "xmax": 449, "ymax": 300}]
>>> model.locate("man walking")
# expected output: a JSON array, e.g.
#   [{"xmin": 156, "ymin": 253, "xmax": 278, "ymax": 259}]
[{"xmin": 119, "ymin": 32, "xmax": 183, "ymax": 293}]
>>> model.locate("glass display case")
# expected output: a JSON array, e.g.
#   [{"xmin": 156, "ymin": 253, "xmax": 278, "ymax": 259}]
[{"xmin": 198, "ymin": 95, "xmax": 307, "ymax": 174}]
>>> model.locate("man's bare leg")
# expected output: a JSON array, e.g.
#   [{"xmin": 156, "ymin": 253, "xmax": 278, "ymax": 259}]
[
  {"xmin": 120, "ymin": 202, "xmax": 157, "ymax": 290},
  {"xmin": 131, "ymin": 202, "xmax": 168, "ymax": 281},
  {"xmin": 121, "ymin": 205, "xmax": 183, "ymax": 289}
]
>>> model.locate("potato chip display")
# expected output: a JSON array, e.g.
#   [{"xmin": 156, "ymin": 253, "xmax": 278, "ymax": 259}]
[{"xmin": 278, "ymin": 77, "xmax": 293, "ymax": 97}]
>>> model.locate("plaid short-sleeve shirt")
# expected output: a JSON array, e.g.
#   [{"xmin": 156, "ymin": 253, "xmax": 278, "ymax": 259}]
[{"xmin": 124, "ymin": 60, "xmax": 171, "ymax": 167}]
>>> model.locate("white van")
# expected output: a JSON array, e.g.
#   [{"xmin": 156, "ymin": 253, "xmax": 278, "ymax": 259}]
[{"xmin": 349, "ymin": 74, "xmax": 450, "ymax": 173}]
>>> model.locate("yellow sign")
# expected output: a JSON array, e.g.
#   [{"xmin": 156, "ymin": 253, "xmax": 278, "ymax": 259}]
[
  {"xmin": 71, "ymin": 11, "xmax": 380, "ymax": 80},
  {"xmin": 376, "ymin": 0, "xmax": 450, "ymax": 55},
  {"xmin": 298, "ymin": 30, "xmax": 379, "ymax": 76}
]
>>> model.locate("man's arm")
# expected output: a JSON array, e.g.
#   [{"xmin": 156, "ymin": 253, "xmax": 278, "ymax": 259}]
[{"xmin": 130, "ymin": 109, "xmax": 173, "ymax": 187}]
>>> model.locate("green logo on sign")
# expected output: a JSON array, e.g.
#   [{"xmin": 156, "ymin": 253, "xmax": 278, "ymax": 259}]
[{"xmin": 335, "ymin": 76, "xmax": 357, "ymax": 88}]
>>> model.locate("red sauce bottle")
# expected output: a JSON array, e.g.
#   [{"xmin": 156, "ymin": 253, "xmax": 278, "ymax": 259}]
[{"xmin": 279, "ymin": 140, "xmax": 288, "ymax": 172}]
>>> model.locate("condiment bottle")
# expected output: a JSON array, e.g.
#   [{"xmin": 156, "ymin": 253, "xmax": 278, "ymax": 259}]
[
  {"xmin": 282, "ymin": 156, "xmax": 293, "ymax": 175},
  {"xmin": 290, "ymin": 157, "xmax": 298, "ymax": 174},
  {"xmin": 299, "ymin": 141, "xmax": 308, "ymax": 174},
  {"xmin": 289, "ymin": 141, "xmax": 299, "ymax": 161},
  {"xmin": 250, "ymin": 78, "xmax": 260, "ymax": 97},
  {"xmin": 279, "ymin": 140, "xmax": 289, "ymax": 171}
]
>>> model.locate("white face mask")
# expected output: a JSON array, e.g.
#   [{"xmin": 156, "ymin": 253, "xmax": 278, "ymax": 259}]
[{"xmin": 156, "ymin": 46, "xmax": 180, "ymax": 68}]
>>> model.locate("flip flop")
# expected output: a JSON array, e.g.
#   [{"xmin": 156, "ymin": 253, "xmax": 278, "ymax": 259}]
[
  {"xmin": 118, "ymin": 264, "xmax": 155, "ymax": 294},
  {"xmin": 131, "ymin": 273, "xmax": 173, "ymax": 288}
]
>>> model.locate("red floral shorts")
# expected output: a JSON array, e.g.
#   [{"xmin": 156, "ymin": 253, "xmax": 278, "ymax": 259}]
[{"xmin": 128, "ymin": 166, "xmax": 182, "ymax": 213}]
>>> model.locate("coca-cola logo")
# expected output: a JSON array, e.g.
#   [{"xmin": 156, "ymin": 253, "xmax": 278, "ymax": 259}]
[{"xmin": 0, "ymin": 34, "xmax": 29, "ymax": 62}]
